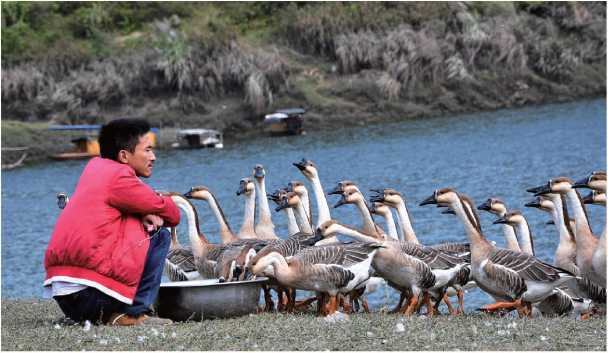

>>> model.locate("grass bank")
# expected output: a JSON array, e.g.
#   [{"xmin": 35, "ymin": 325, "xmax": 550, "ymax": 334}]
[{"xmin": 1, "ymin": 299, "xmax": 606, "ymax": 351}]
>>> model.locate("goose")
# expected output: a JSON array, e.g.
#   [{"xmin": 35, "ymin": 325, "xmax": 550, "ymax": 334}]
[
  {"xmin": 163, "ymin": 225, "xmax": 201, "ymax": 282},
  {"xmin": 333, "ymin": 189, "xmax": 386, "ymax": 239},
  {"xmin": 275, "ymin": 191, "xmax": 314, "ymax": 235},
  {"xmin": 292, "ymin": 159, "xmax": 332, "ymax": 228},
  {"xmin": 268, "ymin": 188, "xmax": 300, "ymax": 236},
  {"xmin": 56, "ymin": 192, "xmax": 69, "ymax": 210},
  {"xmin": 582, "ymin": 190, "xmax": 606, "ymax": 206},
  {"xmin": 236, "ymin": 178, "xmax": 259, "ymax": 239},
  {"xmin": 492, "ymin": 207, "xmax": 595, "ymax": 317},
  {"xmin": 525, "ymin": 195, "xmax": 606, "ymax": 304},
  {"xmin": 316, "ymin": 220, "xmax": 468, "ymax": 316},
  {"xmin": 183, "ymin": 186, "xmax": 239, "ymax": 244},
  {"xmin": 287, "ymin": 180, "xmax": 312, "ymax": 226},
  {"xmin": 170, "ymin": 193, "xmax": 266, "ymax": 282},
  {"xmin": 420, "ymin": 188, "xmax": 577, "ymax": 317},
  {"xmin": 370, "ymin": 188, "xmax": 470, "ymax": 255},
  {"xmin": 251, "ymin": 241, "xmax": 383, "ymax": 316},
  {"xmin": 477, "ymin": 198, "xmax": 522, "ymax": 253},
  {"xmin": 492, "ymin": 210, "xmax": 535, "ymax": 256},
  {"xmin": 252, "ymin": 165, "xmax": 279, "ymax": 240},
  {"xmin": 369, "ymin": 201, "xmax": 399, "ymax": 240},
  {"xmin": 532, "ymin": 177, "xmax": 605, "ymax": 287},
  {"xmin": 249, "ymin": 231, "xmax": 324, "ymax": 312}
]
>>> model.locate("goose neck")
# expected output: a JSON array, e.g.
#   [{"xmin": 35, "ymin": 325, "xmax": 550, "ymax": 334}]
[
  {"xmin": 310, "ymin": 176, "xmax": 331, "ymax": 227},
  {"xmin": 294, "ymin": 202, "xmax": 314, "ymax": 234},
  {"xmin": 514, "ymin": 220, "xmax": 534, "ymax": 256},
  {"xmin": 206, "ymin": 193, "xmax": 236, "ymax": 243},
  {"xmin": 239, "ymin": 193, "xmax": 256, "ymax": 236},
  {"xmin": 565, "ymin": 189, "xmax": 594, "ymax": 239},
  {"xmin": 395, "ymin": 200, "xmax": 419, "ymax": 243},
  {"xmin": 284, "ymin": 208, "xmax": 300, "ymax": 236},
  {"xmin": 501, "ymin": 224, "xmax": 522, "ymax": 252},
  {"xmin": 255, "ymin": 178, "xmax": 273, "ymax": 223}
]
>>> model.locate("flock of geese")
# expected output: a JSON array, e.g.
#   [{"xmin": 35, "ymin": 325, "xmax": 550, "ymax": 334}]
[{"xmin": 56, "ymin": 162, "xmax": 606, "ymax": 318}]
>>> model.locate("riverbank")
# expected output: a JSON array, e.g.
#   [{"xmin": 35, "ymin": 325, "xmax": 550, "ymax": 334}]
[
  {"xmin": 1, "ymin": 299, "xmax": 605, "ymax": 351},
  {"xmin": 2, "ymin": 3, "xmax": 605, "ymax": 168}
]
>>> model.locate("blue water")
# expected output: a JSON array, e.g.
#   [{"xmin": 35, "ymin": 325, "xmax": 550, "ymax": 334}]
[{"xmin": 2, "ymin": 99, "xmax": 606, "ymax": 312}]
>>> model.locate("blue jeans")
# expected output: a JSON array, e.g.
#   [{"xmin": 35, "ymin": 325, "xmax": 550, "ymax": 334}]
[{"xmin": 54, "ymin": 228, "xmax": 171, "ymax": 323}]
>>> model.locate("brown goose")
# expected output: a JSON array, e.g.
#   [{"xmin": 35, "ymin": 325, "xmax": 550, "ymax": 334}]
[
  {"xmin": 170, "ymin": 193, "xmax": 267, "ymax": 281},
  {"xmin": 253, "ymin": 165, "xmax": 279, "ymax": 240},
  {"xmin": 533, "ymin": 177, "xmax": 604, "ymax": 287},
  {"xmin": 316, "ymin": 220, "xmax": 468, "ymax": 316},
  {"xmin": 293, "ymin": 159, "xmax": 332, "ymax": 228},
  {"xmin": 183, "ymin": 186, "xmax": 239, "ymax": 244},
  {"xmin": 251, "ymin": 241, "xmax": 383, "ymax": 316},
  {"xmin": 332, "ymin": 187, "xmax": 386, "ymax": 239},
  {"xmin": 525, "ymin": 194, "xmax": 606, "ymax": 304},
  {"xmin": 477, "ymin": 198, "xmax": 522, "ymax": 253},
  {"xmin": 421, "ymin": 188, "xmax": 577, "ymax": 317}
]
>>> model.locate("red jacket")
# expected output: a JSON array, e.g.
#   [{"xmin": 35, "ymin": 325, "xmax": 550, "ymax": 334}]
[{"xmin": 44, "ymin": 157, "xmax": 180, "ymax": 304}]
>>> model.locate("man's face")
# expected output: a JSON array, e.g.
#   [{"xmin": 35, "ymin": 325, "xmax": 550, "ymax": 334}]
[{"xmin": 122, "ymin": 134, "xmax": 155, "ymax": 178}]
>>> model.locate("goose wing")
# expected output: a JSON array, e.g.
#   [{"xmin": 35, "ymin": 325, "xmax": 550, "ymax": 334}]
[
  {"xmin": 166, "ymin": 247, "xmax": 197, "ymax": 273},
  {"xmin": 429, "ymin": 242, "xmax": 471, "ymax": 260},
  {"xmin": 577, "ymin": 277, "xmax": 606, "ymax": 303},
  {"xmin": 489, "ymin": 248, "xmax": 574, "ymax": 282},
  {"xmin": 481, "ymin": 257, "xmax": 527, "ymax": 299},
  {"xmin": 398, "ymin": 241, "xmax": 465, "ymax": 269},
  {"xmin": 306, "ymin": 263, "xmax": 356, "ymax": 289},
  {"xmin": 293, "ymin": 242, "xmax": 380, "ymax": 267}
]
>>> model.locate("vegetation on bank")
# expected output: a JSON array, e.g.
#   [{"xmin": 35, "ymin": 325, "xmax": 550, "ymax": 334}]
[
  {"xmin": 1, "ymin": 299, "xmax": 606, "ymax": 351},
  {"xmin": 1, "ymin": 2, "xmax": 606, "ymax": 158}
]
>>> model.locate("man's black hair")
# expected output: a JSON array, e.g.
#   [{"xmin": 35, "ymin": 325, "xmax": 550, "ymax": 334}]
[{"xmin": 98, "ymin": 118, "xmax": 151, "ymax": 161}]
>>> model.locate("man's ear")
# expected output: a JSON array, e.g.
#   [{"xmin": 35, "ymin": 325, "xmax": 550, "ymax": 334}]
[{"xmin": 117, "ymin": 150, "xmax": 129, "ymax": 164}]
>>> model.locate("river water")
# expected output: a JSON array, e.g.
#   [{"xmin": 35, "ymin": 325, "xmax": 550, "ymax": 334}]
[{"xmin": 2, "ymin": 99, "xmax": 606, "ymax": 312}]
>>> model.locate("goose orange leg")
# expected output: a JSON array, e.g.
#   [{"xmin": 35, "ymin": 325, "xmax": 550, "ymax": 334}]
[
  {"xmin": 479, "ymin": 299, "xmax": 520, "ymax": 313},
  {"xmin": 442, "ymin": 293, "xmax": 455, "ymax": 315},
  {"xmin": 402, "ymin": 294, "xmax": 418, "ymax": 316},
  {"xmin": 425, "ymin": 292, "xmax": 434, "ymax": 317}
]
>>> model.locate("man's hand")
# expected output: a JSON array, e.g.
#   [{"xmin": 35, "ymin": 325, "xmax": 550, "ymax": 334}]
[{"xmin": 142, "ymin": 214, "xmax": 164, "ymax": 232}]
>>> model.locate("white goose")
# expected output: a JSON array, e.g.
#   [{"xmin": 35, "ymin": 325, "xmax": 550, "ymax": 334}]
[
  {"xmin": 268, "ymin": 187, "xmax": 300, "ymax": 236},
  {"xmin": 253, "ymin": 165, "xmax": 279, "ymax": 240},
  {"xmin": 292, "ymin": 159, "xmax": 332, "ymax": 228},
  {"xmin": 287, "ymin": 180, "xmax": 312, "ymax": 226},
  {"xmin": 236, "ymin": 178, "xmax": 259, "ymax": 240},
  {"xmin": 183, "ymin": 186, "xmax": 239, "ymax": 244},
  {"xmin": 421, "ymin": 188, "xmax": 577, "ymax": 317}
]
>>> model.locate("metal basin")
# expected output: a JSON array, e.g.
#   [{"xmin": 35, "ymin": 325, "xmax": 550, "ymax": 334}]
[{"xmin": 155, "ymin": 277, "xmax": 268, "ymax": 321}]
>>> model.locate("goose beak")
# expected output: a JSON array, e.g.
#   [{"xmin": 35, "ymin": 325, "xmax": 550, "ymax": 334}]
[
  {"xmin": 419, "ymin": 194, "xmax": 437, "ymax": 206},
  {"xmin": 333, "ymin": 196, "xmax": 347, "ymax": 208},
  {"xmin": 526, "ymin": 184, "xmax": 545, "ymax": 194},
  {"xmin": 292, "ymin": 161, "xmax": 306, "ymax": 171},
  {"xmin": 581, "ymin": 191, "xmax": 594, "ymax": 204},
  {"xmin": 546, "ymin": 220, "xmax": 555, "ymax": 225},
  {"xmin": 477, "ymin": 200, "xmax": 492, "ymax": 211},
  {"xmin": 533, "ymin": 184, "xmax": 551, "ymax": 196},
  {"xmin": 572, "ymin": 177, "xmax": 589, "ymax": 189},
  {"xmin": 524, "ymin": 199, "xmax": 541, "ymax": 208},
  {"xmin": 493, "ymin": 216, "xmax": 508, "ymax": 225},
  {"xmin": 253, "ymin": 166, "xmax": 265, "ymax": 179},
  {"xmin": 441, "ymin": 209, "xmax": 455, "ymax": 215},
  {"xmin": 369, "ymin": 194, "xmax": 384, "ymax": 203},
  {"xmin": 275, "ymin": 198, "xmax": 289, "ymax": 212},
  {"xmin": 327, "ymin": 185, "xmax": 343, "ymax": 195},
  {"xmin": 183, "ymin": 189, "xmax": 193, "ymax": 198}
]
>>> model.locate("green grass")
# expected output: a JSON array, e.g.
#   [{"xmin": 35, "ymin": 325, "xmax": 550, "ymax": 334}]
[{"xmin": 1, "ymin": 299, "xmax": 605, "ymax": 351}]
